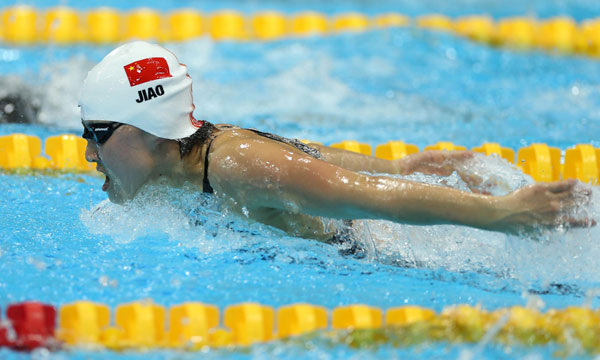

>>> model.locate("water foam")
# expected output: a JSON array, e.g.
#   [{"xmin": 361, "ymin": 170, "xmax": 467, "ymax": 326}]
[
  {"xmin": 360, "ymin": 154, "xmax": 600, "ymax": 289},
  {"xmin": 37, "ymin": 54, "xmax": 93, "ymax": 128},
  {"xmin": 79, "ymin": 180, "xmax": 292, "ymax": 255}
]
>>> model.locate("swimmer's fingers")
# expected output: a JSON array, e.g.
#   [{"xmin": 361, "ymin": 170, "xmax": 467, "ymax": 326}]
[
  {"xmin": 500, "ymin": 181, "xmax": 595, "ymax": 233},
  {"xmin": 404, "ymin": 150, "xmax": 472, "ymax": 167},
  {"xmin": 569, "ymin": 184, "xmax": 594, "ymax": 204},
  {"xmin": 546, "ymin": 179, "xmax": 577, "ymax": 194},
  {"xmin": 547, "ymin": 181, "xmax": 595, "ymax": 229},
  {"xmin": 547, "ymin": 180, "xmax": 593, "ymax": 209},
  {"xmin": 455, "ymin": 171, "xmax": 494, "ymax": 194},
  {"xmin": 447, "ymin": 150, "xmax": 475, "ymax": 163},
  {"xmin": 556, "ymin": 215, "xmax": 597, "ymax": 228},
  {"xmin": 467, "ymin": 187, "xmax": 492, "ymax": 195},
  {"xmin": 426, "ymin": 150, "xmax": 474, "ymax": 165}
]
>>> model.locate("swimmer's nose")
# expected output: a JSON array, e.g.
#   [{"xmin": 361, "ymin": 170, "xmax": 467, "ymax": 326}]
[{"xmin": 85, "ymin": 140, "xmax": 99, "ymax": 163}]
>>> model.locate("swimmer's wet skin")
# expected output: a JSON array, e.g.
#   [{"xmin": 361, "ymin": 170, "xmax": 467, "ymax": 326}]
[{"xmin": 79, "ymin": 41, "xmax": 594, "ymax": 241}]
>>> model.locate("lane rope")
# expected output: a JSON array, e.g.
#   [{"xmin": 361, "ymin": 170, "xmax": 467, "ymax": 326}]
[
  {"xmin": 1, "ymin": 301, "xmax": 599, "ymax": 353},
  {"xmin": 0, "ymin": 6, "xmax": 599, "ymax": 58},
  {"xmin": 1, "ymin": 134, "xmax": 598, "ymax": 185}
]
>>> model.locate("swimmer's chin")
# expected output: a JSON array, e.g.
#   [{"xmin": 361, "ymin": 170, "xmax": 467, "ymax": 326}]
[
  {"xmin": 105, "ymin": 184, "xmax": 135, "ymax": 205},
  {"xmin": 106, "ymin": 179, "xmax": 173, "ymax": 205},
  {"xmin": 106, "ymin": 190, "xmax": 127, "ymax": 204}
]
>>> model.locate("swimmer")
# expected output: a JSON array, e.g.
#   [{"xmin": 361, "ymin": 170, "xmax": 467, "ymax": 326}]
[
  {"xmin": 79, "ymin": 41, "xmax": 593, "ymax": 241},
  {"xmin": 0, "ymin": 76, "xmax": 40, "ymax": 124}
]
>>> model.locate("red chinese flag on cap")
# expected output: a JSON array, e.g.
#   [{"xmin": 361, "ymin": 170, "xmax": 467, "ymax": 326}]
[{"xmin": 123, "ymin": 57, "xmax": 172, "ymax": 87}]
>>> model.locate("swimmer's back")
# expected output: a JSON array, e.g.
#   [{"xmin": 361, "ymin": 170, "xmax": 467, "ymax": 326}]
[{"xmin": 211, "ymin": 125, "xmax": 322, "ymax": 159}]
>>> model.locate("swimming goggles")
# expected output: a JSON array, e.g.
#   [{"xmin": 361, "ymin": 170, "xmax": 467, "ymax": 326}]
[{"xmin": 82, "ymin": 121, "xmax": 123, "ymax": 145}]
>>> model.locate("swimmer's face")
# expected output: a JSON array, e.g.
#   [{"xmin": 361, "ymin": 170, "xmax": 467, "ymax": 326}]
[{"xmin": 83, "ymin": 121, "xmax": 160, "ymax": 204}]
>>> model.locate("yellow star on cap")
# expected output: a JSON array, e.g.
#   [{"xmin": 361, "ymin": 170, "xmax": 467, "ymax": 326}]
[{"xmin": 129, "ymin": 66, "xmax": 135, "ymax": 71}]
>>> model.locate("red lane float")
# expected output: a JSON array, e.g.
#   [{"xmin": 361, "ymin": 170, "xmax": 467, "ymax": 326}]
[{"xmin": 1, "ymin": 302, "xmax": 56, "ymax": 350}]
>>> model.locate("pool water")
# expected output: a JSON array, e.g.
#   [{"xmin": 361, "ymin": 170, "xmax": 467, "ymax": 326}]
[{"xmin": 1, "ymin": 1, "xmax": 600, "ymax": 359}]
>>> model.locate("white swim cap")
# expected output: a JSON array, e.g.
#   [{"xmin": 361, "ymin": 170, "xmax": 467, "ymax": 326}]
[{"xmin": 79, "ymin": 41, "xmax": 203, "ymax": 139}]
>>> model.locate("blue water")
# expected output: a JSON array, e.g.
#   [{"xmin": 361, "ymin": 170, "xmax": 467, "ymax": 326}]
[
  {"xmin": 1, "ymin": 1, "xmax": 600, "ymax": 359},
  {"xmin": 10, "ymin": 0, "xmax": 600, "ymax": 20},
  {"xmin": 2, "ymin": 31, "xmax": 599, "ymax": 150}
]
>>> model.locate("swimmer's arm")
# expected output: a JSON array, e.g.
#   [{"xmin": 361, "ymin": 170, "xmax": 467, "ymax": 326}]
[
  {"xmin": 209, "ymin": 140, "xmax": 589, "ymax": 233},
  {"xmin": 310, "ymin": 143, "xmax": 475, "ymax": 177},
  {"xmin": 309, "ymin": 143, "xmax": 403, "ymax": 173},
  {"xmin": 277, "ymin": 164, "xmax": 510, "ymax": 230},
  {"xmin": 280, "ymin": 163, "xmax": 588, "ymax": 233}
]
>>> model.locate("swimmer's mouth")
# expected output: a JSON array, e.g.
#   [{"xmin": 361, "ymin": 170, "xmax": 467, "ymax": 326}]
[
  {"xmin": 96, "ymin": 165, "xmax": 109, "ymax": 192},
  {"xmin": 102, "ymin": 175, "xmax": 110, "ymax": 191}
]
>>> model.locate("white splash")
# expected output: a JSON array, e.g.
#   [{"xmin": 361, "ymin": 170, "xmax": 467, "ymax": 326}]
[
  {"xmin": 358, "ymin": 154, "xmax": 600, "ymax": 287},
  {"xmin": 79, "ymin": 180, "xmax": 276, "ymax": 254},
  {"xmin": 37, "ymin": 54, "xmax": 94, "ymax": 129}
]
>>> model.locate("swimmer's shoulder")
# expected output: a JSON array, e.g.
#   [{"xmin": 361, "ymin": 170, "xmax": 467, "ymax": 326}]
[
  {"xmin": 205, "ymin": 125, "xmax": 258, "ymax": 159},
  {"xmin": 208, "ymin": 125, "xmax": 298, "ymax": 164},
  {"xmin": 211, "ymin": 124, "xmax": 274, "ymax": 144}
]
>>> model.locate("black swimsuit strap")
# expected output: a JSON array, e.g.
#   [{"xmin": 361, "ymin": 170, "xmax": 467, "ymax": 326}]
[
  {"xmin": 201, "ymin": 125, "xmax": 237, "ymax": 194},
  {"xmin": 246, "ymin": 128, "xmax": 323, "ymax": 159},
  {"xmin": 202, "ymin": 137, "xmax": 215, "ymax": 194}
]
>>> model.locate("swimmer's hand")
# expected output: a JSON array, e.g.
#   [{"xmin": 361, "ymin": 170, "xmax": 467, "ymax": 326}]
[
  {"xmin": 399, "ymin": 151, "xmax": 490, "ymax": 193},
  {"xmin": 398, "ymin": 150, "xmax": 474, "ymax": 176},
  {"xmin": 489, "ymin": 179, "xmax": 595, "ymax": 234}
]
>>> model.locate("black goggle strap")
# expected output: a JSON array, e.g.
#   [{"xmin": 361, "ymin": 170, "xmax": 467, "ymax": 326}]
[{"xmin": 82, "ymin": 122, "xmax": 122, "ymax": 144}]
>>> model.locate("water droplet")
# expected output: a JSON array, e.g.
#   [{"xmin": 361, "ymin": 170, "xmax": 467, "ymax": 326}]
[
  {"xmin": 445, "ymin": 48, "xmax": 457, "ymax": 60},
  {"xmin": 4, "ymin": 103, "xmax": 14, "ymax": 114}
]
